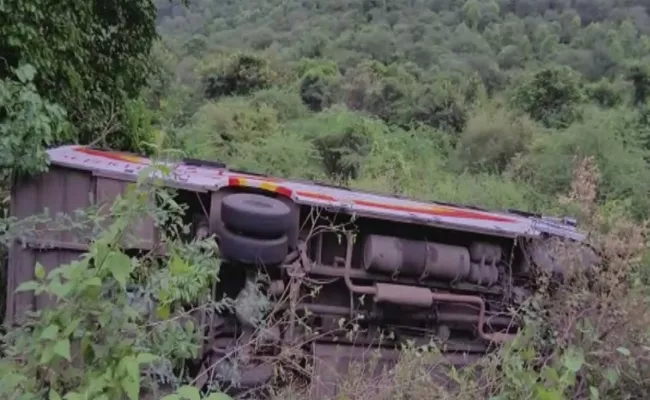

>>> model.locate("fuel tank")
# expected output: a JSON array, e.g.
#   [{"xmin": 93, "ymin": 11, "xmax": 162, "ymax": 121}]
[{"xmin": 361, "ymin": 234, "xmax": 499, "ymax": 286}]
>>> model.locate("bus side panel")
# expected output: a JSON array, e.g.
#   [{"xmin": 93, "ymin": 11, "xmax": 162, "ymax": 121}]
[{"xmin": 6, "ymin": 167, "xmax": 93, "ymax": 323}]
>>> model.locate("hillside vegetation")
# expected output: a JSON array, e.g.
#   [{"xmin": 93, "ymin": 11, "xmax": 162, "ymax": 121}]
[
  {"xmin": 150, "ymin": 0, "xmax": 650, "ymax": 220},
  {"xmin": 1, "ymin": 0, "xmax": 650, "ymax": 399}
]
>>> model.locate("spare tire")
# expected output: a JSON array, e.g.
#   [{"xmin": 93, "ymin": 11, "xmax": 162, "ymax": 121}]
[
  {"xmin": 219, "ymin": 227, "xmax": 289, "ymax": 266},
  {"xmin": 221, "ymin": 192, "xmax": 292, "ymax": 239}
]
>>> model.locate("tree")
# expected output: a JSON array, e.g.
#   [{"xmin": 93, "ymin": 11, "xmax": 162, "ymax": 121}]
[
  {"xmin": 452, "ymin": 106, "xmax": 537, "ymax": 174},
  {"xmin": 201, "ymin": 53, "xmax": 278, "ymax": 99},
  {"xmin": 510, "ymin": 66, "xmax": 585, "ymax": 128},
  {"xmin": 0, "ymin": 65, "xmax": 69, "ymax": 177},
  {"xmin": 585, "ymin": 79, "xmax": 624, "ymax": 108},
  {"xmin": 298, "ymin": 60, "xmax": 340, "ymax": 112},
  {"xmin": 410, "ymin": 83, "xmax": 468, "ymax": 133},
  {"xmin": 0, "ymin": 0, "xmax": 161, "ymax": 151},
  {"xmin": 627, "ymin": 64, "xmax": 650, "ymax": 106},
  {"xmin": 462, "ymin": 0, "xmax": 481, "ymax": 30}
]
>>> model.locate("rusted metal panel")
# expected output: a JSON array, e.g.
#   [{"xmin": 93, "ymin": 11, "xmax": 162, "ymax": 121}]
[
  {"xmin": 15, "ymin": 166, "xmax": 93, "ymax": 215},
  {"xmin": 94, "ymin": 176, "xmax": 158, "ymax": 250},
  {"xmin": 6, "ymin": 167, "xmax": 94, "ymax": 324},
  {"xmin": 6, "ymin": 247, "xmax": 85, "ymax": 323},
  {"xmin": 11, "ymin": 166, "xmax": 93, "ymax": 244},
  {"xmin": 7, "ymin": 245, "xmax": 35, "ymax": 324}
]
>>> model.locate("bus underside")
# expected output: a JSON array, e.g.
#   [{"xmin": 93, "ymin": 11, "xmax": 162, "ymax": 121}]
[{"xmin": 187, "ymin": 188, "xmax": 595, "ymax": 398}]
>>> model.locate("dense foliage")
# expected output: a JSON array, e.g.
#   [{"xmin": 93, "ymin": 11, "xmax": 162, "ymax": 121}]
[
  {"xmin": 0, "ymin": 0, "xmax": 160, "ymax": 156},
  {"xmin": 0, "ymin": 167, "xmax": 233, "ymax": 399},
  {"xmin": 148, "ymin": 0, "xmax": 650, "ymax": 220}
]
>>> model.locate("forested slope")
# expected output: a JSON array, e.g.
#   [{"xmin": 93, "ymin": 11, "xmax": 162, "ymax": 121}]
[{"xmin": 148, "ymin": 0, "xmax": 650, "ymax": 221}]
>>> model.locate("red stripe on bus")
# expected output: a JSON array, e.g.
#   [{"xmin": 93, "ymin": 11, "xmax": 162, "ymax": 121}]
[{"xmin": 353, "ymin": 200, "xmax": 516, "ymax": 222}]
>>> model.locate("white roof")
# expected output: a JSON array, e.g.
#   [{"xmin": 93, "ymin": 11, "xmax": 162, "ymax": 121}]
[{"xmin": 45, "ymin": 145, "xmax": 585, "ymax": 241}]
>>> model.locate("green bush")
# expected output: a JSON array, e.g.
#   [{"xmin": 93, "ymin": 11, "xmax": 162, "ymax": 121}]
[
  {"xmin": 451, "ymin": 105, "xmax": 539, "ymax": 174},
  {"xmin": 199, "ymin": 52, "xmax": 280, "ymax": 99},
  {"xmin": 510, "ymin": 65, "xmax": 585, "ymax": 129},
  {"xmin": 510, "ymin": 107, "xmax": 650, "ymax": 219},
  {"xmin": 0, "ymin": 65, "xmax": 69, "ymax": 178},
  {"xmin": 179, "ymin": 97, "xmax": 280, "ymax": 161}
]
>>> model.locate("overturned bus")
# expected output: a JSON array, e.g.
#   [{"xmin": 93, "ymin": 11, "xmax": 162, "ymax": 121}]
[{"xmin": 5, "ymin": 145, "xmax": 598, "ymax": 397}]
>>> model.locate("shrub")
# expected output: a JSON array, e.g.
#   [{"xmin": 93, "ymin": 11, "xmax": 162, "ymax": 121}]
[
  {"xmin": 199, "ymin": 53, "xmax": 279, "ymax": 99},
  {"xmin": 509, "ymin": 107, "xmax": 650, "ymax": 219},
  {"xmin": 284, "ymin": 107, "xmax": 382, "ymax": 182},
  {"xmin": 250, "ymin": 88, "xmax": 309, "ymax": 121},
  {"xmin": 180, "ymin": 97, "xmax": 280, "ymax": 161},
  {"xmin": 510, "ymin": 65, "xmax": 585, "ymax": 129},
  {"xmin": 451, "ymin": 105, "xmax": 539, "ymax": 174}
]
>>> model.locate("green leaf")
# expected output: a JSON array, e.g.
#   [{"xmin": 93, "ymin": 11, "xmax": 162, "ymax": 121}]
[
  {"xmin": 121, "ymin": 376, "xmax": 140, "ymax": 400},
  {"xmin": 184, "ymin": 319, "xmax": 195, "ymax": 333},
  {"xmin": 589, "ymin": 386, "xmax": 599, "ymax": 400},
  {"xmin": 63, "ymin": 394, "xmax": 83, "ymax": 400},
  {"xmin": 63, "ymin": 318, "xmax": 82, "ymax": 336},
  {"xmin": 49, "ymin": 389, "xmax": 63, "ymax": 400},
  {"xmin": 169, "ymin": 253, "xmax": 190, "ymax": 276},
  {"xmin": 136, "ymin": 353, "xmax": 160, "ymax": 364},
  {"xmin": 15, "ymin": 64, "xmax": 37, "ymax": 83},
  {"xmin": 53, "ymin": 339, "xmax": 71, "ymax": 361},
  {"xmin": 92, "ymin": 242, "xmax": 111, "ymax": 266},
  {"xmin": 15, "ymin": 281, "xmax": 39, "ymax": 292},
  {"xmin": 616, "ymin": 347, "xmax": 631, "ymax": 356},
  {"xmin": 535, "ymin": 386, "xmax": 564, "ymax": 400},
  {"xmin": 82, "ymin": 277, "xmax": 102, "ymax": 289},
  {"xmin": 35, "ymin": 262, "xmax": 46, "ymax": 280},
  {"xmin": 204, "ymin": 393, "xmax": 233, "ymax": 400},
  {"xmin": 86, "ymin": 372, "xmax": 110, "ymax": 395},
  {"xmin": 176, "ymin": 385, "xmax": 201, "ymax": 400},
  {"xmin": 119, "ymin": 355, "xmax": 141, "ymax": 400},
  {"xmin": 123, "ymin": 355, "xmax": 140, "ymax": 379},
  {"xmin": 156, "ymin": 303, "xmax": 171, "ymax": 320},
  {"xmin": 49, "ymin": 279, "xmax": 74, "ymax": 298},
  {"xmin": 40, "ymin": 324, "xmax": 60, "ymax": 341},
  {"xmin": 40, "ymin": 346, "xmax": 55, "ymax": 364},
  {"xmin": 604, "ymin": 368, "xmax": 619, "ymax": 385},
  {"xmin": 160, "ymin": 396, "xmax": 181, "ymax": 400},
  {"xmin": 104, "ymin": 251, "xmax": 132, "ymax": 289},
  {"xmin": 563, "ymin": 348, "xmax": 585, "ymax": 373}
]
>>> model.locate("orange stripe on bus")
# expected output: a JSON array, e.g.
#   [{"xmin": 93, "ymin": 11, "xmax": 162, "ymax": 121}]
[
  {"xmin": 353, "ymin": 200, "xmax": 516, "ymax": 223},
  {"xmin": 259, "ymin": 181, "xmax": 293, "ymax": 197},
  {"xmin": 75, "ymin": 147, "xmax": 145, "ymax": 164},
  {"xmin": 229, "ymin": 173, "xmax": 283, "ymax": 182},
  {"xmin": 296, "ymin": 191, "xmax": 337, "ymax": 201},
  {"xmin": 228, "ymin": 178, "xmax": 293, "ymax": 198}
]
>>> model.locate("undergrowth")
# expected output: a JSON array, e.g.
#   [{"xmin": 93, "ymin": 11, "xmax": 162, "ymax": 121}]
[{"xmin": 0, "ymin": 164, "xmax": 233, "ymax": 400}]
